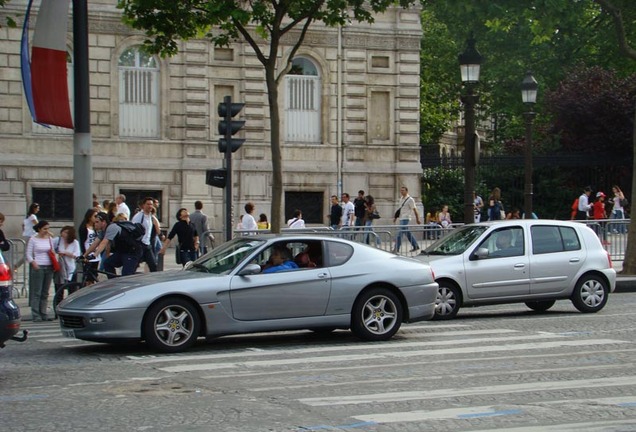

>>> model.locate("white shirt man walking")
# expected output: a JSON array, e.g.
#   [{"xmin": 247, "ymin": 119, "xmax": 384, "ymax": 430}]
[
  {"xmin": 131, "ymin": 197, "xmax": 158, "ymax": 272},
  {"xmin": 393, "ymin": 186, "xmax": 421, "ymax": 253}
]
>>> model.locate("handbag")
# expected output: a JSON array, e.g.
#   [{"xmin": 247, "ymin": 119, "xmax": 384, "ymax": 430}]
[
  {"xmin": 371, "ymin": 210, "xmax": 381, "ymax": 220},
  {"xmin": 48, "ymin": 239, "xmax": 61, "ymax": 272}
]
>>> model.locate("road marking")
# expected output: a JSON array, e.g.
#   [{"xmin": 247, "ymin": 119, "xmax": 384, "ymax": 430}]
[
  {"xmin": 155, "ymin": 338, "xmax": 626, "ymax": 373},
  {"xmin": 301, "ymin": 375, "xmax": 636, "ymax": 406},
  {"xmin": 250, "ymin": 363, "xmax": 633, "ymax": 392},
  {"xmin": 469, "ymin": 419, "xmax": 636, "ymax": 432}
]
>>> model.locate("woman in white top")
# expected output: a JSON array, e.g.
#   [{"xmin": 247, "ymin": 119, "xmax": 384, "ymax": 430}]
[
  {"xmin": 438, "ymin": 205, "xmax": 452, "ymax": 228},
  {"xmin": 25, "ymin": 220, "xmax": 55, "ymax": 321},
  {"xmin": 55, "ymin": 226, "xmax": 81, "ymax": 284},
  {"xmin": 22, "ymin": 202, "xmax": 40, "ymax": 238},
  {"xmin": 287, "ymin": 209, "xmax": 306, "ymax": 229},
  {"xmin": 609, "ymin": 185, "xmax": 627, "ymax": 234}
]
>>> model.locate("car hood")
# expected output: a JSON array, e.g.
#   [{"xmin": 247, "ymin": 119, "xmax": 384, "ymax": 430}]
[{"xmin": 58, "ymin": 270, "xmax": 222, "ymax": 309}]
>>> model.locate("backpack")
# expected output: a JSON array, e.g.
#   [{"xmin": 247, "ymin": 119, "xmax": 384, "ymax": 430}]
[
  {"xmin": 570, "ymin": 198, "xmax": 579, "ymax": 220},
  {"xmin": 114, "ymin": 221, "xmax": 145, "ymax": 253}
]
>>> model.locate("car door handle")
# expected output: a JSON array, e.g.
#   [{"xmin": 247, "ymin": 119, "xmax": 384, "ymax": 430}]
[
  {"xmin": 569, "ymin": 258, "xmax": 580, "ymax": 263},
  {"xmin": 317, "ymin": 273, "xmax": 329, "ymax": 279},
  {"xmin": 514, "ymin": 263, "xmax": 526, "ymax": 269}
]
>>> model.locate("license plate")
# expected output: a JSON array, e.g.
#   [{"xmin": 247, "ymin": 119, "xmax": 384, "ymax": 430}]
[{"xmin": 62, "ymin": 329, "xmax": 75, "ymax": 339}]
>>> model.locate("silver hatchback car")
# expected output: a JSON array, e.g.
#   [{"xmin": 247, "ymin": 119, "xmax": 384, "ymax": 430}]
[{"xmin": 415, "ymin": 220, "xmax": 616, "ymax": 319}]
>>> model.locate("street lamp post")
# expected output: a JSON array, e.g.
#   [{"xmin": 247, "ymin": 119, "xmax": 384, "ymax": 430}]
[
  {"xmin": 458, "ymin": 37, "xmax": 483, "ymax": 224},
  {"xmin": 521, "ymin": 71, "xmax": 538, "ymax": 219}
]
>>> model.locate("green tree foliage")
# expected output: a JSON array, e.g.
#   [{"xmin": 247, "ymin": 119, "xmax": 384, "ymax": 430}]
[
  {"xmin": 118, "ymin": 0, "xmax": 417, "ymax": 232},
  {"xmin": 544, "ymin": 65, "xmax": 635, "ymax": 156}
]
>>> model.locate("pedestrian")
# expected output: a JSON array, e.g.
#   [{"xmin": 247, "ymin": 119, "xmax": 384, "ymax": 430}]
[
  {"xmin": 106, "ymin": 201, "xmax": 118, "ymax": 223},
  {"xmin": 236, "ymin": 215, "xmax": 244, "ymax": 230},
  {"xmin": 131, "ymin": 197, "xmax": 159, "ymax": 272},
  {"xmin": 242, "ymin": 202, "xmax": 258, "ymax": 232},
  {"xmin": 189, "ymin": 201, "xmax": 210, "ymax": 255},
  {"xmin": 488, "ymin": 187, "xmax": 505, "ymax": 221},
  {"xmin": 593, "ymin": 191, "xmax": 609, "ymax": 245},
  {"xmin": 353, "ymin": 190, "xmax": 366, "ymax": 228},
  {"xmin": 160, "ymin": 208, "xmax": 199, "ymax": 266},
  {"xmin": 576, "ymin": 186, "xmax": 593, "ymax": 220},
  {"xmin": 327, "ymin": 195, "xmax": 343, "ymax": 230},
  {"xmin": 393, "ymin": 186, "xmax": 421, "ymax": 253},
  {"xmin": 0, "ymin": 212, "xmax": 10, "ymax": 252},
  {"xmin": 84, "ymin": 212, "xmax": 110, "ymax": 274},
  {"xmin": 25, "ymin": 220, "xmax": 55, "ymax": 321},
  {"xmin": 257, "ymin": 213, "xmax": 271, "ymax": 230},
  {"xmin": 363, "ymin": 195, "xmax": 381, "ymax": 246},
  {"xmin": 22, "ymin": 202, "xmax": 40, "ymax": 240},
  {"xmin": 91, "ymin": 215, "xmax": 144, "ymax": 278},
  {"xmin": 506, "ymin": 208, "xmax": 521, "ymax": 219},
  {"xmin": 53, "ymin": 226, "xmax": 81, "ymax": 297},
  {"xmin": 287, "ymin": 209, "xmax": 306, "ymax": 229},
  {"xmin": 609, "ymin": 185, "xmax": 627, "ymax": 234},
  {"xmin": 438, "ymin": 204, "xmax": 452, "ymax": 229},
  {"xmin": 78, "ymin": 208, "xmax": 101, "ymax": 284},
  {"xmin": 341, "ymin": 193, "xmax": 355, "ymax": 229},
  {"xmin": 114, "ymin": 194, "xmax": 131, "ymax": 220},
  {"xmin": 473, "ymin": 191, "xmax": 484, "ymax": 223}
]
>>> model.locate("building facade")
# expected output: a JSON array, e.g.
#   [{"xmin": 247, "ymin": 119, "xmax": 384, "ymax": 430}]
[{"xmin": 0, "ymin": 0, "xmax": 423, "ymax": 238}]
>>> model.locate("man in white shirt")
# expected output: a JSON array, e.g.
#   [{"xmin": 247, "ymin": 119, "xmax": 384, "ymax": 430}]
[
  {"xmin": 576, "ymin": 186, "xmax": 593, "ymax": 220},
  {"xmin": 341, "ymin": 193, "xmax": 355, "ymax": 228},
  {"xmin": 393, "ymin": 186, "xmax": 421, "ymax": 253},
  {"xmin": 241, "ymin": 202, "xmax": 258, "ymax": 233},
  {"xmin": 115, "ymin": 194, "xmax": 131, "ymax": 219},
  {"xmin": 131, "ymin": 197, "xmax": 158, "ymax": 272}
]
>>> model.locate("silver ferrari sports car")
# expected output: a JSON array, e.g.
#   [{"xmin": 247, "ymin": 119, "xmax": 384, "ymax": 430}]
[{"xmin": 57, "ymin": 235, "xmax": 438, "ymax": 352}]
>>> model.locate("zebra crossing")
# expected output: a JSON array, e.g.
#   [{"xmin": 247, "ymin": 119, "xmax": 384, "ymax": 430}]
[{"xmin": 26, "ymin": 320, "xmax": 636, "ymax": 430}]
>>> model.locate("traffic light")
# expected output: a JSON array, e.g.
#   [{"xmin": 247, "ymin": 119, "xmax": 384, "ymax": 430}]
[
  {"xmin": 218, "ymin": 96, "xmax": 245, "ymax": 153},
  {"xmin": 206, "ymin": 168, "xmax": 227, "ymax": 188}
]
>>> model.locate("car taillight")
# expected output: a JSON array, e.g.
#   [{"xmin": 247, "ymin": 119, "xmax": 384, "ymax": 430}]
[
  {"xmin": 606, "ymin": 251, "xmax": 613, "ymax": 268},
  {"xmin": 0, "ymin": 264, "xmax": 11, "ymax": 282}
]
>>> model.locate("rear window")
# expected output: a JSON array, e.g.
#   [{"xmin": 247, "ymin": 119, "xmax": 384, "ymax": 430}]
[
  {"xmin": 325, "ymin": 241, "xmax": 353, "ymax": 266},
  {"xmin": 531, "ymin": 226, "xmax": 580, "ymax": 254}
]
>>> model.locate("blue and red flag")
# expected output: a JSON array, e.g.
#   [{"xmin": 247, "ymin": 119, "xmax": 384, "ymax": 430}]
[{"xmin": 21, "ymin": 0, "xmax": 73, "ymax": 129}]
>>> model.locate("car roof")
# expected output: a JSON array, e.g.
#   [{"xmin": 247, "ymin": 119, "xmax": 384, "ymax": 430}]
[{"xmin": 470, "ymin": 219, "xmax": 585, "ymax": 229}]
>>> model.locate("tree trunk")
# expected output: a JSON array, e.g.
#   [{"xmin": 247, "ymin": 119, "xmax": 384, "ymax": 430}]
[
  {"xmin": 265, "ymin": 67, "xmax": 283, "ymax": 233},
  {"xmin": 621, "ymin": 100, "xmax": 636, "ymax": 274}
]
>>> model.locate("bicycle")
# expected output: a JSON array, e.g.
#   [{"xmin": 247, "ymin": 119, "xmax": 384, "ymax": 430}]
[{"xmin": 52, "ymin": 257, "xmax": 117, "ymax": 318}]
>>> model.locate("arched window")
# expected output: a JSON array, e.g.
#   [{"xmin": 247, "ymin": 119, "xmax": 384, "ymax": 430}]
[
  {"xmin": 284, "ymin": 57, "xmax": 321, "ymax": 143},
  {"xmin": 118, "ymin": 46, "xmax": 160, "ymax": 137}
]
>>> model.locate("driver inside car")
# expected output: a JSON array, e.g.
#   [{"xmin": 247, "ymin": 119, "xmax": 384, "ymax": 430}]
[{"xmin": 262, "ymin": 246, "xmax": 299, "ymax": 274}]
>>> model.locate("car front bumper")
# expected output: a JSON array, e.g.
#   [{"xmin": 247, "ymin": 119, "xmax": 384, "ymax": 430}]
[{"xmin": 57, "ymin": 307, "xmax": 147, "ymax": 342}]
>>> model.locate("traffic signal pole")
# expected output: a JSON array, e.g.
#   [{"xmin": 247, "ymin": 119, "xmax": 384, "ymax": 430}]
[
  {"xmin": 223, "ymin": 96, "xmax": 233, "ymax": 242},
  {"xmin": 208, "ymin": 95, "xmax": 245, "ymax": 242}
]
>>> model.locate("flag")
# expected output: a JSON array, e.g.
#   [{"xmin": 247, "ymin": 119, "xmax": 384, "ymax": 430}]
[{"xmin": 21, "ymin": 0, "xmax": 73, "ymax": 129}]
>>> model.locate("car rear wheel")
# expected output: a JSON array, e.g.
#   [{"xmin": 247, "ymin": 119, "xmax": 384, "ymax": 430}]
[
  {"xmin": 433, "ymin": 281, "xmax": 461, "ymax": 320},
  {"xmin": 144, "ymin": 297, "xmax": 201, "ymax": 353},
  {"xmin": 351, "ymin": 288, "xmax": 403, "ymax": 341},
  {"xmin": 571, "ymin": 274, "xmax": 609, "ymax": 313},
  {"xmin": 525, "ymin": 300, "xmax": 556, "ymax": 312}
]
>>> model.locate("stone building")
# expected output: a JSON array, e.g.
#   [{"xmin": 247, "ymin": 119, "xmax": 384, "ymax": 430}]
[{"xmin": 0, "ymin": 0, "xmax": 423, "ymax": 238}]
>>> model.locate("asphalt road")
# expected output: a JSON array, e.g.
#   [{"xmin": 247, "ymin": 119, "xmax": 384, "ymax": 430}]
[{"xmin": 3, "ymin": 292, "xmax": 636, "ymax": 432}]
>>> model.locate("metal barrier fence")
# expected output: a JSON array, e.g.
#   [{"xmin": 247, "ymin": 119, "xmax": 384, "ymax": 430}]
[{"xmin": 6, "ymin": 238, "xmax": 27, "ymax": 298}]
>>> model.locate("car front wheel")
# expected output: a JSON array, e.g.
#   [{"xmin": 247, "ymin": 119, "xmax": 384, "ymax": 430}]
[
  {"xmin": 571, "ymin": 274, "xmax": 609, "ymax": 313},
  {"xmin": 433, "ymin": 281, "xmax": 461, "ymax": 320},
  {"xmin": 351, "ymin": 288, "xmax": 403, "ymax": 341},
  {"xmin": 144, "ymin": 297, "xmax": 201, "ymax": 353},
  {"xmin": 525, "ymin": 300, "xmax": 556, "ymax": 312}
]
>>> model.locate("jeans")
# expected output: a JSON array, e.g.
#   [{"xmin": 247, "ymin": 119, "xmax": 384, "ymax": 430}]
[
  {"xmin": 179, "ymin": 250, "xmax": 197, "ymax": 266},
  {"xmin": 610, "ymin": 210, "xmax": 627, "ymax": 233},
  {"xmin": 364, "ymin": 220, "xmax": 381, "ymax": 246},
  {"xmin": 395, "ymin": 219, "xmax": 419, "ymax": 251},
  {"xmin": 29, "ymin": 265, "xmax": 53, "ymax": 320},
  {"xmin": 104, "ymin": 250, "xmax": 142, "ymax": 278},
  {"xmin": 140, "ymin": 244, "xmax": 158, "ymax": 272}
]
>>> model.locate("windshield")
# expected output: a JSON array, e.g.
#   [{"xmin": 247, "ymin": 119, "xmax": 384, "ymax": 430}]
[
  {"xmin": 423, "ymin": 225, "xmax": 488, "ymax": 256},
  {"xmin": 185, "ymin": 238, "xmax": 266, "ymax": 275}
]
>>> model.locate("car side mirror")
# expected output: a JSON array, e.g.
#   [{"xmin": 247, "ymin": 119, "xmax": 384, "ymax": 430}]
[
  {"xmin": 471, "ymin": 247, "xmax": 489, "ymax": 260},
  {"xmin": 238, "ymin": 263, "xmax": 262, "ymax": 276}
]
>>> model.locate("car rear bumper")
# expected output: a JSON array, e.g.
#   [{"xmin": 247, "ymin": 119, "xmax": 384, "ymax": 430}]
[{"xmin": 401, "ymin": 281, "xmax": 438, "ymax": 322}]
